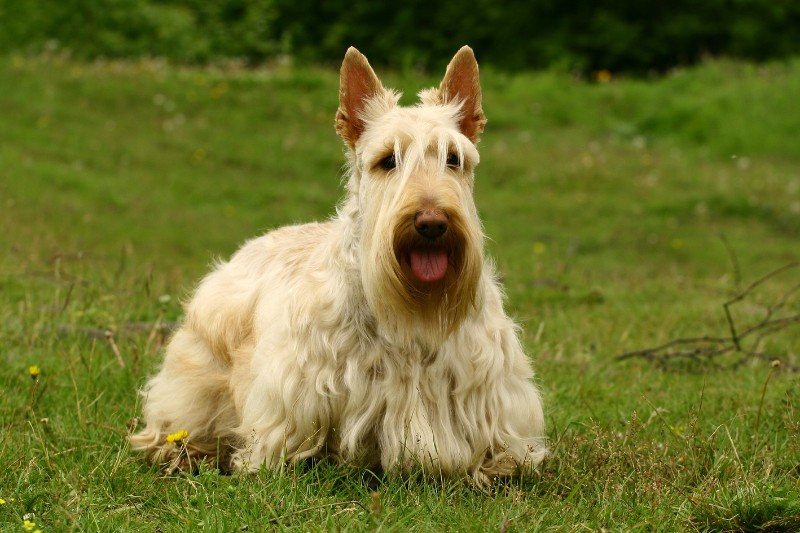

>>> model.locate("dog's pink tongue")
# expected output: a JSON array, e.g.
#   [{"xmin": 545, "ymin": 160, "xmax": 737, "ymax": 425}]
[{"xmin": 409, "ymin": 249, "xmax": 449, "ymax": 282}]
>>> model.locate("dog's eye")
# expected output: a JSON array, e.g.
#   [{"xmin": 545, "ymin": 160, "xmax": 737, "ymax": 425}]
[
  {"xmin": 379, "ymin": 154, "xmax": 397, "ymax": 171},
  {"xmin": 446, "ymin": 153, "xmax": 460, "ymax": 168}
]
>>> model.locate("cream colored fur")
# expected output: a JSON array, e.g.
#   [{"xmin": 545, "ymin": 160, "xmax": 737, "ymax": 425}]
[{"xmin": 130, "ymin": 46, "xmax": 547, "ymax": 484}]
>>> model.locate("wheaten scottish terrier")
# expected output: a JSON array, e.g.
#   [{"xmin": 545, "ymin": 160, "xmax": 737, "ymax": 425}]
[{"xmin": 131, "ymin": 46, "xmax": 546, "ymax": 484}]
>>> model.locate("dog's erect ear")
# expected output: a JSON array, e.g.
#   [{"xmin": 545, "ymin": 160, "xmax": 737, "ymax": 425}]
[
  {"xmin": 438, "ymin": 46, "xmax": 486, "ymax": 143},
  {"xmin": 336, "ymin": 47, "xmax": 384, "ymax": 148}
]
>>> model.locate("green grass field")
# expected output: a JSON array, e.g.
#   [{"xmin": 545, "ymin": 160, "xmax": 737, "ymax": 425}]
[{"xmin": 1, "ymin": 52, "xmax": 799, "ymax": 531}]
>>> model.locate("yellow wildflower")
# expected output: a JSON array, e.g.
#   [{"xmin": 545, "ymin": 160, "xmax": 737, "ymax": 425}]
[
  {"xmin": 211, "ymin": 82, "xmax": 228, "ymax": 99},
  {"xmin": 166, "ymin": 430, "xmax": 189, "ymax": 444},
  {"xmin": 29, "ymin": 366, "xmax": 41, "ymax": 379},
  {"xmin": 594, "ymin": 69, "xmax": 612, "ymax": 83},
  {"xmin": 23, "ymin": 520, "xmax": 36, "ymax": 531},
  {"xmin": 0, "ymin": 497, "xmax": 5, "ymax": 504}
]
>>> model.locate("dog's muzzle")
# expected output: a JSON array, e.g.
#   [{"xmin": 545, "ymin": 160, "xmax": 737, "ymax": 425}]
[{"xmin": 405, "ymin": 209, "xmax": 450, "ymax": 282}]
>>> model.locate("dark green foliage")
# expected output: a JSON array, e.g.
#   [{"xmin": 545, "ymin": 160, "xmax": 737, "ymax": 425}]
[
  {"xmin": 0, "ymin": 0, "xmax": 276, "ymax": 63},
  {"xmin": 1, "ymin": 0, "xmax": 799, "ymax": 71}
]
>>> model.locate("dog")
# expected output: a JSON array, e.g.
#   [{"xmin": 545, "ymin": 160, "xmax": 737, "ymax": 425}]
[{"xmin": 130, "ymin": 46, "xmax": 546, "ymax": 484}]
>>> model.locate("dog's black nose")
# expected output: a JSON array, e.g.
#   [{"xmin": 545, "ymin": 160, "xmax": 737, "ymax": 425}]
[{"xmin": 414, "ymin": 210, "xmax": 449, "ymax": 240}]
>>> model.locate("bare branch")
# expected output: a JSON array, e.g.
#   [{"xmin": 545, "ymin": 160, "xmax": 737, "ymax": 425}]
[{"xmin": 616, "ymin": 263, "xmax": 800, "ymax": 371}]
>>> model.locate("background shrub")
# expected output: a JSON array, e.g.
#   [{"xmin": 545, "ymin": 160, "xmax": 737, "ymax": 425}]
[{"xmin": 0, "ymin": 0, "xmax": 798, "ymax": 71}]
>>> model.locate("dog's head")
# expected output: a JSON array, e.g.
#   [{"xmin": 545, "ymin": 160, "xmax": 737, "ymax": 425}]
[{"xmin": 335, "ymin": 47, "xmax": 486, "ymax": 345}]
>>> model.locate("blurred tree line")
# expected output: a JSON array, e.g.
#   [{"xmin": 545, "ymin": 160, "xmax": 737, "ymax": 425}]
[{"xmin": 1, "ymin": 0, "xmax": 798, "ymax": 72}]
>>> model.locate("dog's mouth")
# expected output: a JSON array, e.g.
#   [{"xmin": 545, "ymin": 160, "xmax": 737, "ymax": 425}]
[{"xmin": 405, "ymin": 247, "xmax": 450, "ymax": 283}]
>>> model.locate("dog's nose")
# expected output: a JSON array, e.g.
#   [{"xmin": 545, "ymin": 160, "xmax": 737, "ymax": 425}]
[{"xmin": 414, "ymin": 210, "xmax": 449, "ymax": 240}]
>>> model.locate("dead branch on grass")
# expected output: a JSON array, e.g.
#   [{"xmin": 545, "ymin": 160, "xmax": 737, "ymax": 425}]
[
  {"xmin": 617, "ymin": 262, "xmax": 800, "ymax": 371},
  {"xmin": 43, "ymin": 320, "xmax": 177, "ymax": 366},
  {"xmin": 51, "ymin": 321, "xmax": 178, "ymax": 340}
]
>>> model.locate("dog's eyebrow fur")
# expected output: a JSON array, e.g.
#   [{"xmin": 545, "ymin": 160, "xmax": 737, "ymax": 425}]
[
  {"xmin": 359, "ymin": 107, "xmax": 477, "ymax": 174},
  {"xmin": 396, "ymin": 127, "xmax": 476, "ymax": 176},
  {"xmin": 375, "ymin": 128, "xmax": 476, "ymax": 214}
]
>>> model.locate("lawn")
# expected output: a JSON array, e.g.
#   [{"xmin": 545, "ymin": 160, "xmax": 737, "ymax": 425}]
[{"xmin": 1, "ymin": 52, "xmax": 799, "ymax": 531}]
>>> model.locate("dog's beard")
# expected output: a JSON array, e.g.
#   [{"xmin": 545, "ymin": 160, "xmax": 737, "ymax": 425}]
[{"xmin": 361, "ymin": 203, "xmax": 483, "ymax": 346}]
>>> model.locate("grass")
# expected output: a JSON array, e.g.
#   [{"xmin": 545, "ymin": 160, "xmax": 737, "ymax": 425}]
[{"xmin": 1, "ymin": 51, "xmax": 799, "ymax": 531}]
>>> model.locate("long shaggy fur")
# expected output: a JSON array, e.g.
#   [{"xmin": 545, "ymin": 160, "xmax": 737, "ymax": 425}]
[{"xmin": 130, "ymin": 46, "xmax": 547, "ymax": 484}]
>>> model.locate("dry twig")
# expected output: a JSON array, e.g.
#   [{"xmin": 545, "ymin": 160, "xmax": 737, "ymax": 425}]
[{"xmin": 617, "ymin": 263, "xmax": 799, "ymax": 371}]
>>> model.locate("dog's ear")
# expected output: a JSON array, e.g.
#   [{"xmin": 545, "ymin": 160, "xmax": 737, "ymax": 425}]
[
  {"xmin": 438, "ymin": 46, "xmax": 486, "ymax": 143},
  {"xmin": 336, "ymin": 47, "xmax": 384, "ymax": 148}
]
